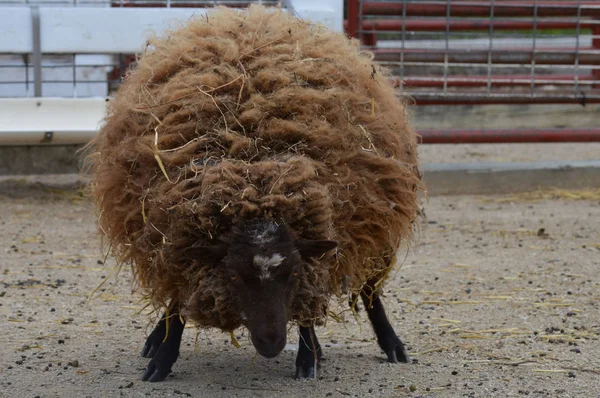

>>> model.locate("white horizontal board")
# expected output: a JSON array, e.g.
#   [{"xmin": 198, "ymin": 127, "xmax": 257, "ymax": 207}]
[
  {"xmin": 0, "ymin": 7, "xmax": 209, "ymax": 54},
  {"xmin": 0, "ymin": 97, "xmax": 106, "ymax": 145},
  {"xmin": 6, "ymin": 0, "xmax": 111, "ymax": 6},
  {"xmin": 41, "ymin": 8, "xmax": 210, "ymax": 53},
  {"xmin": 0, "ymin": 1, "xmax": 342, "ymax": 54}
]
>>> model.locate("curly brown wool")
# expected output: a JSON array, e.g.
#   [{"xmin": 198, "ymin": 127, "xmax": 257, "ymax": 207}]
[{"xmin": 85, "ymin": 5, "xmax": 423, "ymax": 330}]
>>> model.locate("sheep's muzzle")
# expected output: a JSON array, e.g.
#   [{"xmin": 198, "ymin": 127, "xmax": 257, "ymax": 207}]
[{"xmin": 245, "ymin": 297, "xmax": 289, "ymax": 358}]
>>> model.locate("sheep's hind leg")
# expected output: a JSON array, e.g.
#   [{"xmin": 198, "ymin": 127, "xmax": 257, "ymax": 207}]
[
  {"xmin": 295, "ymin": 325, "xmax": 322, "ymax": 379},
  {"xmin": 360, "ymin": 283, "xmax": 409, "ymax": 364},
  {"xmin": 141, "ymin": 307, "xmax": 186, "ymax": 382}
]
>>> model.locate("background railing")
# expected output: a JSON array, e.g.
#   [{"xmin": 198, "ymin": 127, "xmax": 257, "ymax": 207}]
[
  {"xmin": 1, "ymin": 0, "xmax": 599, "ymax": 145},
  {"xmin": 346, "ymin": 0, "xmax": 600, "ymax": 105},
  {"xmin": 345, "ymin": 0, "xmax": 600, "ymax": 143},
  {"xmin": 0, "ymin": 0, "xmax": 344, "ymax": 145},
  {"xmin": 0, "ymin": 0, "xmax": 319, "ymax": 98}
]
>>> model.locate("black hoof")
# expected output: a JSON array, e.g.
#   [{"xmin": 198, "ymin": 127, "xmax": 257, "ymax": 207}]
[
  {"xmin": 296, "ymin": 326, "xmax": 323, "ymax": 379},
  {"xmin": 142, "ymin": 346, "xmax": 178, "ymax": 382},
  {"xmin": 295, "ymin": 352, "xmax": 323, "ymax": 379},
  {"xmin": 142, "ymin": 359, "xmax": 171, "ymax": 382},
  {"xmin": 384, "ymin": 337, "xmax": 409, "ymax": 364},
  {"xmin": 140, "ymin": 311, "xmax": 184, "ymax": 382},
  {"xmin": 295, "ymin": 362, "xmax": 317, "ymax": 379}
]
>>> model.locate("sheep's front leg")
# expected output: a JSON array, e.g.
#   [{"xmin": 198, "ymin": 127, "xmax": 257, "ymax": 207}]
[
  {"xmin": 295, "ymin": 325, "xmax": 322, "ymax": 379},
  {"xmin": 141, "ymin": 307, "xmax": 186, "ymax": 382},
  {"xmin": 361, "ymin": 287, "xmax": 409, "ymax": 364}
]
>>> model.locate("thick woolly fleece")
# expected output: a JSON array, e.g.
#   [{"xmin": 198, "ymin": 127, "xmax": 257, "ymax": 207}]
[{"xmin": 86, "ymin": 5, "xmax": 423, "ymax": 330}]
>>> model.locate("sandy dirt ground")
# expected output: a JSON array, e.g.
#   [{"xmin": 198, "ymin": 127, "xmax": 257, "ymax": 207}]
[{"xmin": 1, "ymin": 185, "xmax": 599, "ymax": 398}]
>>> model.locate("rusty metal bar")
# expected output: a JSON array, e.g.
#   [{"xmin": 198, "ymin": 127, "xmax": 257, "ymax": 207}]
[
  {"xmin": 362, "ymin": 1, "xmax": 600, "ymax": 18},
  {"xmin": 346, "ymin": 0, "xmax": 360, "ymax": 38},
  {"xmin": 530, "ymin": 1, "xmax": 539, "ymax": 98},
  {"xmin": 573, "ymin": 0, "xmax": 583, "ymax": 93},
  {"xmin": 486, "ymin": 0, "xmax": 495, "ymax": 95},
  {"xmin": 357, "ymin": 19, "xmax": 599, "ymax": 33},
  {"xmin": 396, "ymin": 75, "xmax": 598, "ymax": 88},
  {"xmin": 593, "ymin": 26, "xmax": 600, "ymax": 84},
  {"xmin": 373, "ymin": 48, "xmax": 600, "ymax": 65},
  {"xmin": 411, "ymin": 94, "xmax": 596, "ymax": 105},
  {"xmin": 399, "ymin": 1, "xmax": 407, "ymax": 86},
  {"xmin": 418, "ymin": 128, "xmax": 600, "ymax": 144}
]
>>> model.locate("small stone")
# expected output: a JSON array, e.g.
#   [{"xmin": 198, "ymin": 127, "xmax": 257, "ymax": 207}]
[
  {"xmin": 68, "ymin": 360, "xmax": 79, "ymax": 368},
  {"xmin": 409, "ymin": 384, "xmax": 417, "ymax": 392},
  {"xmin": 451, "ymin": 370, "xmax": 458, "ymax": 375},
  {"xmin": 568, "ymin": 371, "xmax": 576, "ymax": 378},
  {"xmin": 58, "ymin": 339, "xmax": 65, "ymax": 344}
]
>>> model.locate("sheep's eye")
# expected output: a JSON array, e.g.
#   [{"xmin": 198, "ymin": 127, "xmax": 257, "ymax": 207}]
[
  {"xmin": 292, "ymin": 271, "xmax": 299, "ymax": 277},
  {"xmin": 230, "ymin": 274, "xmax": 240, "ymax": 282}
]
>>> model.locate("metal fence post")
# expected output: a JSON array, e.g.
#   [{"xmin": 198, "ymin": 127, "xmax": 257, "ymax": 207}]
[
  {"xmin": 593, "ymin": 24, "xmax": 600, "ymax": 88},
  {"xmin": 346, "ymin": 0, "xmax": 359, "ymax": 39},
  {"xmin": 31, "ymin": 6, "xmax": 42, "ymax": 97}
]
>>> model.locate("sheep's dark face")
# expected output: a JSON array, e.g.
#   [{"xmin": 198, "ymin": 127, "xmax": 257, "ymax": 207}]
[{"xmin": 186, "ymin": 221, "xmax": 336, "ymax": 359}]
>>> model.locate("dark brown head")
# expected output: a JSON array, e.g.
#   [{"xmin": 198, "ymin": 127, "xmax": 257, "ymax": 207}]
[{"xmin": 185, "ymin": 220, "xmax": 336, "ymax": 358}]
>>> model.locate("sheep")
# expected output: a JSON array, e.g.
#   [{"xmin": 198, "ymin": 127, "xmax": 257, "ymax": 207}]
[{"xmin": 85, "ymin": 5, "xmax": 423, "ymax": 382}]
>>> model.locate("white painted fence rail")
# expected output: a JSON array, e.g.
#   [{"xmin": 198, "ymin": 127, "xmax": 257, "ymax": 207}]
[
  {"xmin": 2, "ymin": 7, "xmax": 212, "ymax": 54},
  {"xmin": 0, "ymin": 98, "xmax": 106, "ymax": 145},
  {"xmin": 0, "ymin": 1, "xmax": 343, "ymax": 145},
  {"xmin": 0, "ymin": 2, "xmax": 342, "ymax": 54}
]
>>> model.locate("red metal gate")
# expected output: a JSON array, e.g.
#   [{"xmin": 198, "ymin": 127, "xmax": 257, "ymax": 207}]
[{"xmin": 346, "ymin": 1, "xmax": 600, "ymax": 143}]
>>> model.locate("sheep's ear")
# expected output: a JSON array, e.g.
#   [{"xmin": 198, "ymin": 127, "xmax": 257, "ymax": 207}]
[
  {"xmin": 296, "ymin": 239, "xmax": 337, "ymax": 259},
  {"xmin": 183, "ymin": 244, "xmax": 227, "ymax": 265}
]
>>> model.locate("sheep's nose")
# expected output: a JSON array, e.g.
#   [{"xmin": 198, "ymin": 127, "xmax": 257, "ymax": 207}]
[{"xmin": 253, "ymin": 332, "xmax": 286, "ymax": 358}]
